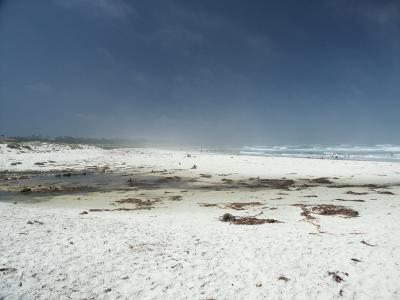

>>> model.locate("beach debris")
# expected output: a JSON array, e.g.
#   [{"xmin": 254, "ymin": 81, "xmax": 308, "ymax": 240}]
[
  {"xmin": 200, "ymin": 174, "xmax": 212, "ymax": 178},
  {"xmin": 89, "ymin": 207, "xmax": 145, "ymax": 212},
  {"xmin": 334, "ymin": 198, "xmax": 365, "ymax": 203},
  {"xmin": 7, "ymin": 143, "xmax": 22, "ymax": 149},
  {"xmin": 26, "ymin": 220, "xmax": 44, "ymax": 225},
  {"xmin": 351, "ymin": 258, "xmax": 362, "ymax": 262},
  {"xmin": 119, "ymin": 174, "xmax": 195, "ymax": 189},
  {"xmin": 221, "ymin": 178, "xmax": 295, "ymax": 190},
  {"xmin": 232, "ymin": 217, "xmax": 282, "ymax": 225},
  {"xmin": 310, "ymin": 177, "xmax": 333, "ymax": 184},
  {"xmin": 114, "ymin": 197, "xmax": 159, "ymax": 209},
  {"xmin": 226, "ymin": 202, "xmax": 262, "ymax": 210},
  {"xmin": 20, "ymin": 187, "xmax": 32, "ymax": 193},
  {"xmin": 219, "ymin": 213, "xmax": 283, "ymax": 225},
  {"xmin": 295, "ymin": 184, "xmax": 316, "ymax": 190},
  {"xmin": 303, "ymin": 195, "xmax": 318, "ymax": 198},
  {"xmin": 169, "ymin": 195, "xmax": 183, "ymax": 201},
  {"xmin": 328, "ymin": 183, "xmax": 388, "ymax": 189},
  {"xmin": 294, "ymin": 204, "xmax": 359, "ymax": 218},
  {"xmin": 199, "ymin": 202, "xmax": 262, "ymax": 210},
  {"xmin": 361, "ymin": 240, "xmax": 377, "ymax": 247},
  {"xmin": 254, "ymin": 178, "xmax": 295, "ymax": 190},
  {"xmin": 10, "ymin": 162, "xmax": 22, "ymax": 165},
  {"xmin": 221, "ymin": 178, "xmax": 234, "ymax": 184},
  {"xmin": 199, "ymin": 203, "xmax": 220, "ymax": 208},
  {"xmin": 292, "ymin": 204, "xmax": 316, "ymax": 220},
  {"xmin": 0, "ymin": 267, "xmax": 17, "ymax": 273},
  {"xmin": 377, "ymin": 190, "xmax": 395, "ymax": 195},
  {"xmin": 220, "ymin": 213, "xmax": 235, "ymax": 222},
  {"xmin": 256, "ymin": 282, "xmax": 263, "ymax": 287},
  {"xmin": 346, "ymin": 191, "xmax": 368, "ymax": 195},
  {"xmin": 115, "ymin": 198, "xmax": 151, "ymax": 205},
  {"xmin": 191, "ymin": 164, "xmax": 197, "ymax": 169},
  {"xmin": 328, "ymin": 271, "xmax": 347, "ymax": 283},
  {"xmin": 80, "ymin": 211, "xmax": 88, "ymax": 215},
  {"xmin": 53, "ymin": 170, "xmax": 88, "ymax": 178},
  {"xmin": 278, "ymin": 276, "xmax": 290, "ymax": 282},
  {"xmin": 19, "ymin": 185, "xmax": 90, "ymax": 193},
  {"xmin": 293, "ymin": 204, "xmax": 359, "ymax": 233}
]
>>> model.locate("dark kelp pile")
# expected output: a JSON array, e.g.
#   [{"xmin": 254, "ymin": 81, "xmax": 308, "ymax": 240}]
[
  {"xmin": 293, "ymin": 203, "xmax": 359, "ymax": 218},
  {"xmin": 219, "ymin": 213, "xmax": 283, "ymax": 225},
  {"xmin": 199, "ymin": 202, "xmax": 263, "ymax": 210}
]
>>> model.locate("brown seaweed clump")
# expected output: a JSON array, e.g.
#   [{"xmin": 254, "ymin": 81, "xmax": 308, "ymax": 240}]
[
  {"xmin": 112, "ymin": 197, "xmax": 160, "ymax": 210},
  {"xmin": 232, "ymin": 217, "xmax": 283, "ymax": 225},
  {"xmin": 219, "ymin": 213, "xmax": 283, "ymax": 225},
  {"xmin": 225, "ymin": 202, "xmax": 263, "ymax": 210},
  {"xmin": 377, "ymin": 190, "xmax": 396, "ymax": 195},
  {"xmin": 293, "ymin": 203, "xmax": 359, "ymax": 218},
  {"xmin": 115, "ymin": 197, "xmax": 156, "ymax": 207},
  {"xmin": 346, "ymin": 191, "xmax": 368, "ymax": 195},
  {"xmin": 310, "ymin": 177, "xmax": 333, "ymax": 184},
  {"xmin": 199, "ymin": 202, "xmax": 263, "ymax": 210},
  {"xmin": 311, "ymin": 204, "xmax": 359, "ymax": 217}
]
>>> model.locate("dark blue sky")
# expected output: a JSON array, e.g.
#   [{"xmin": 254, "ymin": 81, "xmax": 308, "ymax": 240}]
[{"xmin": 1, "ymin": 0, "xmax": 399, "ymax": 145}]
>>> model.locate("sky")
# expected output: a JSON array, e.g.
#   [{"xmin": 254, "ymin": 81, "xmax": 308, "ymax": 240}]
[{"xmin": 1, "ymin": 0, "xmax": 400, "ymax": 145}]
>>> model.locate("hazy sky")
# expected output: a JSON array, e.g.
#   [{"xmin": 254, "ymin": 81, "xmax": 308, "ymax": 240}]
[{"xmin": 1, "ymin": 0, "xmax": 400, "ymax": 145}]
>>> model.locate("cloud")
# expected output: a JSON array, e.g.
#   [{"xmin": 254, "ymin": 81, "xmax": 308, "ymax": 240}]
[{"xmin": 55, "ymin": 0, "xmax": 134, "ymax": 21}]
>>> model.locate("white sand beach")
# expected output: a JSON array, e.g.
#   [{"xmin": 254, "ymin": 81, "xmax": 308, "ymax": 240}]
[{"xmin": 1, "ymin": 143, "xmax": 400, "ymax": 299}]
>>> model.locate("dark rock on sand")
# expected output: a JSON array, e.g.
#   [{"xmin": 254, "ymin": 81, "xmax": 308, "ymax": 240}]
[{"xmin": 221, "ymin": 213, "xmax": 235, "ymax": 222}]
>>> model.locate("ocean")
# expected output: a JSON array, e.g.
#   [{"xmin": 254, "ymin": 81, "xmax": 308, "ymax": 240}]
[{"xmin": 238, "ymin": 145, "xmax": 400, "ymax": 162}]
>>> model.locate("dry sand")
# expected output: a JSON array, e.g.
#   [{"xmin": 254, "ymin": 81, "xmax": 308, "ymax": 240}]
[{"xmin": 1, "ymin": 143, "xmax": 400, "ymax": 299}]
